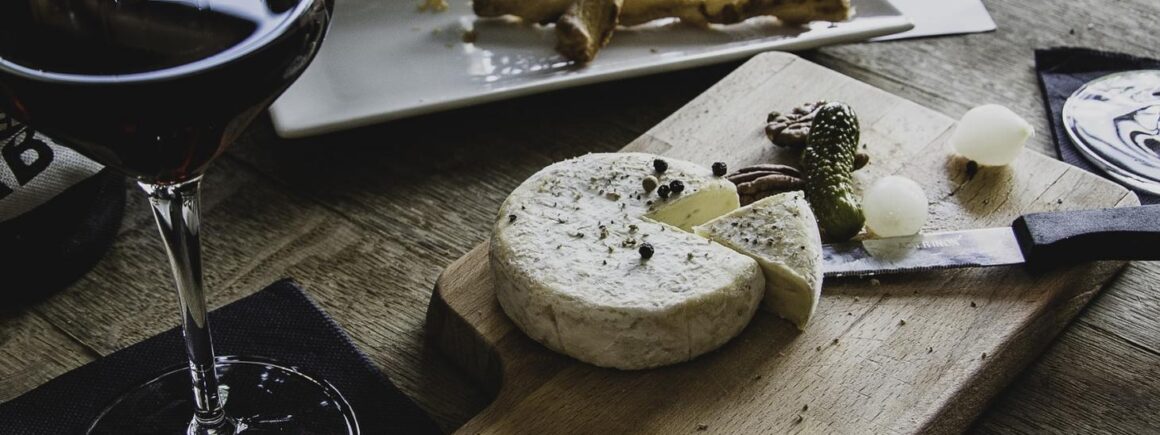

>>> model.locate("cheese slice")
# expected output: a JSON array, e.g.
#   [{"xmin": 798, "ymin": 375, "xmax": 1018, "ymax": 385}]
[
  {"xmin": 490, "ymin": 153, "xmax": 762, "ymax": 370},
  {"xmin": 645, "ymin": 181, "xmax": 739, "ymax": 232},
  {"xmin": 694, "ymin": 192, "xmax": 824, "ymax": 329}
]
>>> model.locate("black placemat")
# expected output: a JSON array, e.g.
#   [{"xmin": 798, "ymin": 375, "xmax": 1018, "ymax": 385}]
[
  {"xmin": 1034, "ymin": 47, "xmax": 1160, "ymax": 204},
  {"xmin": 0, "ymin": 279, "xmax": 440, "ymax": 434}
]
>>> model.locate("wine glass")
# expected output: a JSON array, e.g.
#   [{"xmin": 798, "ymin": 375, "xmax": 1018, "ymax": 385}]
[{"xmin": 0, "ymin": 0, "xmax": 358, "ymax": 433}]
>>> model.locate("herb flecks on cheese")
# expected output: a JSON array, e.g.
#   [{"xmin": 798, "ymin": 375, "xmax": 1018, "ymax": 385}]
[
  {"xmin": 491, "ymin": 153, "xmax": 761, "ymax": 370},
  {"xmin": 695, "ymin": 192, "xmax": 824, "ymax": 330}
]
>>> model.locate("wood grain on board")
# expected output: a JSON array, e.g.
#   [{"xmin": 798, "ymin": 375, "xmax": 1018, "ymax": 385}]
[{"xmin": 427, "ymin": 53, "xmax": 1139, "ymax": 434}]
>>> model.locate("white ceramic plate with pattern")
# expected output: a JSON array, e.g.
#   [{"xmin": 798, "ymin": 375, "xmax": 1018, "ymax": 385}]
[{"xmin": 269, "ymin": 0, "xmax": 911, "ymax": 138}]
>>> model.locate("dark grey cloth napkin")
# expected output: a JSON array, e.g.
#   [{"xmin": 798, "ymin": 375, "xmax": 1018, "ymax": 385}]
[
  {"xmin": 1034, "ymin": 47, "xmax": 1160, "ymax": 204},
  {"xmin": 0, "ymin": 279, "xmax": 441, "ymax": 434}
]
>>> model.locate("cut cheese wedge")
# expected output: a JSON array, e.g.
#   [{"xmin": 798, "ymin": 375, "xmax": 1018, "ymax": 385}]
[
  {"xmin": 694, "ymin": 192, "xmax": 824, "ymax": 330},
  {"xmin": 490, "ymin": 153, "xmax": 762, "ymax": 370}
]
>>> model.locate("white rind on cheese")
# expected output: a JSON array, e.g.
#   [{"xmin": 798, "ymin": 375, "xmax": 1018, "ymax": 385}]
[
  {"xmin": 490, "ymin": 153, "xmax": 762, "ymax": 370},
  {"xmin": 694, "ymin": 192, "xmax": 824, "ymax": 330}
]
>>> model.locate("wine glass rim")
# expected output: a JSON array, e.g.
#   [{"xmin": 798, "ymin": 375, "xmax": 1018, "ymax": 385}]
[{"xmin": 0, "ymin": 0, "xmax": 321, "ymax": 85}]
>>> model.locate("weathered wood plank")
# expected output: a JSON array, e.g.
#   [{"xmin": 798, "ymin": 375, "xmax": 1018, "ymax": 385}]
[
  {"xmin": 971, "ymin": 320, "xmax": 1160, "ymax": 434},
  {"xmin": 0, "ymin": 311, "xmax": 95, "ymax": 402},
  {"xmin": 1080, "ymin": 262, "xmax": 1160, "ymax": 353}
]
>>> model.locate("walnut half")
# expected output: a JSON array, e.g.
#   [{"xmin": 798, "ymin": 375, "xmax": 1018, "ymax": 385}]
[{"xmin": 765, "ymin": 100, "xmax": 826, "ymax": 149}]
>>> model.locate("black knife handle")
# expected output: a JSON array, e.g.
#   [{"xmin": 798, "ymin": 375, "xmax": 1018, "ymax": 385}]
[{"xmin": 1012, "ymin": 205, "xmax": 1160, "ymax": 269}]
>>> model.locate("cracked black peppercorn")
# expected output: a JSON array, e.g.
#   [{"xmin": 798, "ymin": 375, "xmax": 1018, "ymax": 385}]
[
  {"xmin": 657, "ymin": 184, "xmax": 671, "ymax": 199},
  {"xmin": 712, "ymin": 162, "xmax": 727, "ymax": 176},
  {"xmin": 668, "ymin": 179, "xmax": 684, "ymax": 195},
  {"xmin": 639, "ymin": 243, "xmax": 655, "ymax": 259},
  {"xmin": 508, "ymin": 214, "xmax": 517, "ymax": 223},
  {"xmin": 653, "ymin": 158, "xmax": 668, "ymax": 173}
]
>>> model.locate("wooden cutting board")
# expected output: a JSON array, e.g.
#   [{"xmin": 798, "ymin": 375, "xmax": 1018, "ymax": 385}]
[{"xmin": 425, "ymin": 53, "xmax": 1139, "ymax": 434}]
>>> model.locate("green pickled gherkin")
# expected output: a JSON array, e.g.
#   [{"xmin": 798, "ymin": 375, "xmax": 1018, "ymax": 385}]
[{"xmin": 801, "ymin": 102, "xmax": 864, "ymax": 241}]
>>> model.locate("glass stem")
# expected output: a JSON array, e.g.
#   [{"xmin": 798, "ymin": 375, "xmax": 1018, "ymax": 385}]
[{"xmin": 141, "ymin": 178, "xmax": 232, "ymax": 432}]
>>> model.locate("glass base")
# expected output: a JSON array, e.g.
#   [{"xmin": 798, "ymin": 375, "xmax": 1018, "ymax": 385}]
[{"xmin": 87, "ymin": 356, "xmax": 359, "ymax": 435}]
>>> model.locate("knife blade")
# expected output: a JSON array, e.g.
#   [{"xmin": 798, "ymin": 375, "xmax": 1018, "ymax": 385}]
[
  {"xmin": 822, "ymin": 205, "xmax": 1160, "ymax": 278},
  {"xmin": 823, "ymin": 227, "xmax": 1024, "ymax": 277}
]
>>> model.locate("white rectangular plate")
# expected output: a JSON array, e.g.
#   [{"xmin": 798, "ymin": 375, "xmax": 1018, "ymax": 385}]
[
  {"xmin": 269, "ymin": 0, "xmax": 911, "ymax": 138},
  {"xmin": 871, "ymin": 0, "xmax": 994, "ymax": 41}
]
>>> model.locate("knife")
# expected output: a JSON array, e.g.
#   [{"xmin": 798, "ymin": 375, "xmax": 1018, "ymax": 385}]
[{"xmin": 822, "ymin": 205, "xmax": 1160, "ymax": 277}]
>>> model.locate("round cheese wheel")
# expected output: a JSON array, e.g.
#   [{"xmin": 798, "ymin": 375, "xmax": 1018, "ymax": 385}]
[{"xmin": 490, "ymin": 153, "xmax": 764, "ymax": 369}]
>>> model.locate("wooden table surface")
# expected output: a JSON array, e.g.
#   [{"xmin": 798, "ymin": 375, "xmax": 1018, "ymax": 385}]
[{"xmin": 2, "ymin": 0, "xmax": 1158, "ymax": 433}]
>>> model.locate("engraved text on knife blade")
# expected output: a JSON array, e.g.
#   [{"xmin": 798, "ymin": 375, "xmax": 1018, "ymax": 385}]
[{"xmin": 821, "ymin": 228, "xmax": 1027, "ymax": 277}]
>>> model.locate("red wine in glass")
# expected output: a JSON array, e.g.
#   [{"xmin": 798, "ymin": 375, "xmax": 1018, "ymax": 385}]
[
  {"xmin": 0, "ymin": 0, "xmax": 330, "ymax": 184},
  {"xmin": 0, "ymin": 1, "xmax": 358, "ymax": 433}
]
